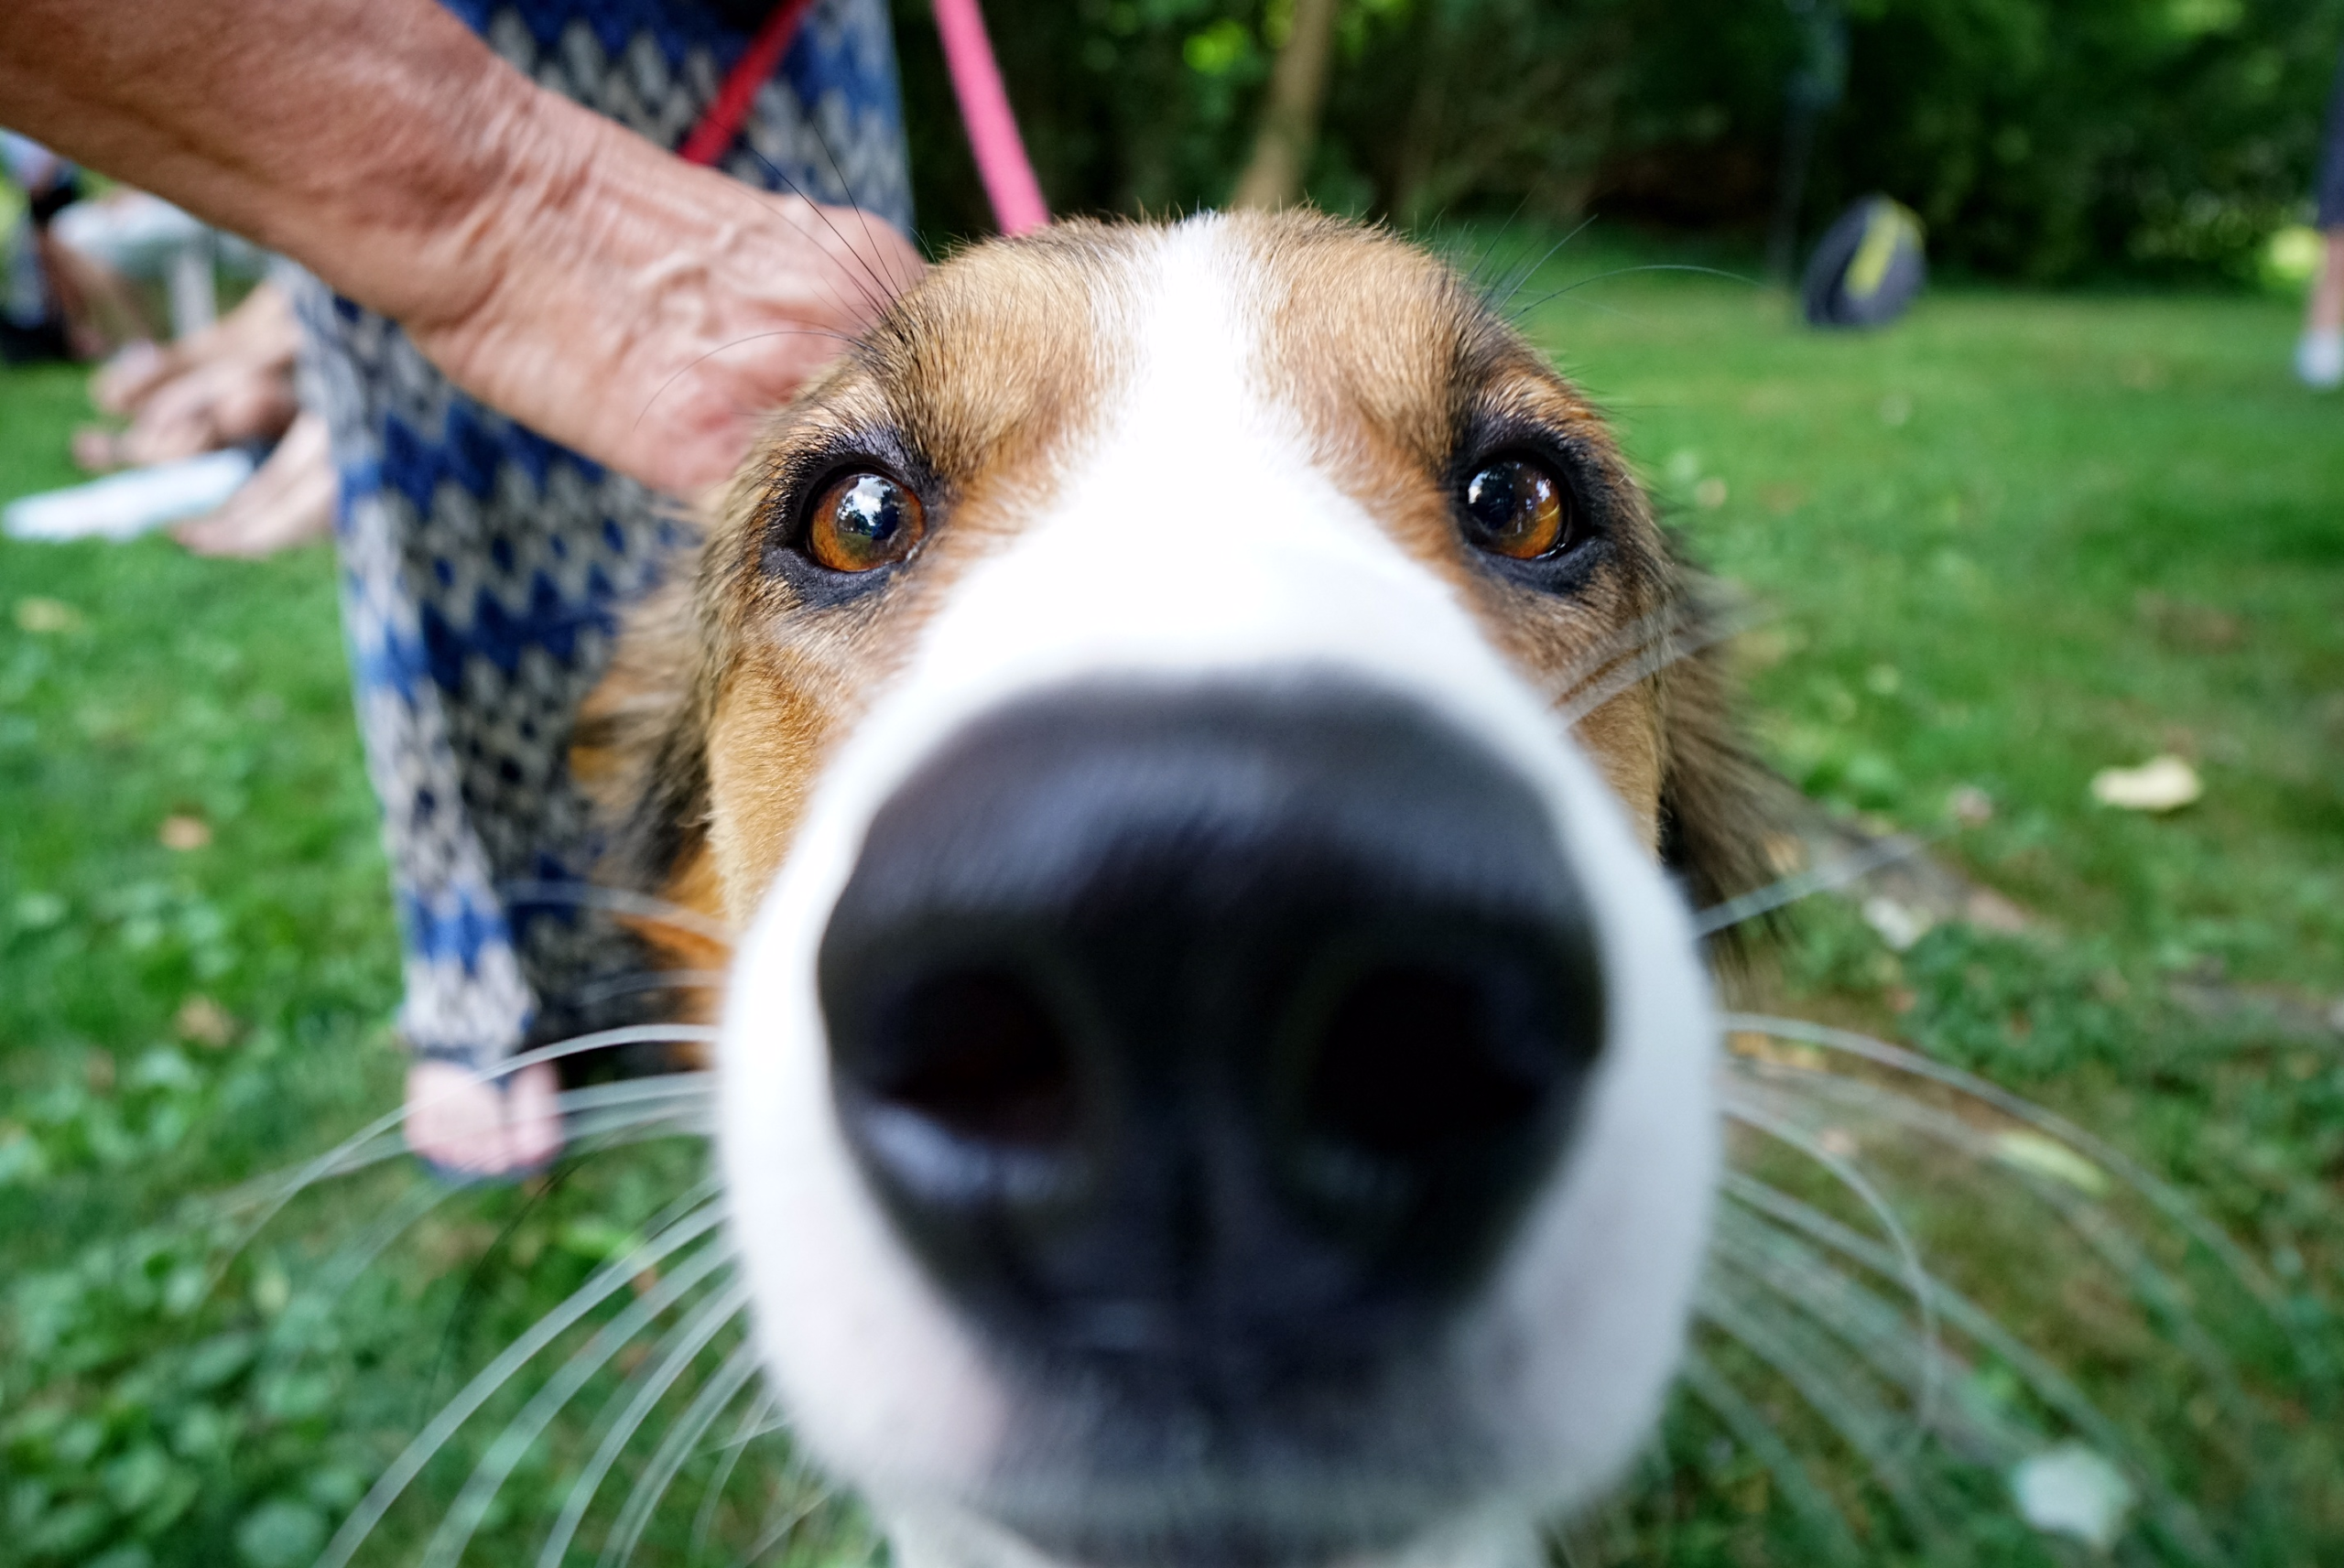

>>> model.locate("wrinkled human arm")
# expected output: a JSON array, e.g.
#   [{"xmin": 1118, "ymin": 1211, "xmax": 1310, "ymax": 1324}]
[{"xmin": 0, "ymin": 0, "xmax": 920, "ymax": 494}]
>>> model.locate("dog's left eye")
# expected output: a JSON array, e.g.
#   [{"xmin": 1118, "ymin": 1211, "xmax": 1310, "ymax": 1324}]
[
  {"xmin": 1460, "ymin": 457, "xmax": 1570, "ymax": 560},
  {"xmin": 808, "ymin": 470, "xmax": 927, "ymax": 573}
]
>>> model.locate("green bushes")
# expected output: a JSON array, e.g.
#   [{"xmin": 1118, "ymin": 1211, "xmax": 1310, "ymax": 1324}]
[
  {"xmin": 1774, "ymin": 0, "xmax": 2344, "ymax": 282},
  {"xmin": 895, "ymin": 0, "xmax": 2344, "ymax": 282}
]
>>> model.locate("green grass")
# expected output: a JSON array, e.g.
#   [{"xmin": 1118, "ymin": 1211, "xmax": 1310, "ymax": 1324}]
[
  {"xmin": 1, "ymin": 243, "xmax": 2339, "ymax": 1565},
  {"xmin": 1536, "ymin": 258, "xmax": 2344, "ymax": 987}
]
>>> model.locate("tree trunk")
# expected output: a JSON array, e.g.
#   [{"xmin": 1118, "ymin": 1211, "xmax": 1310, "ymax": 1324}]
[{"xmin": 1230, "ymin": 0, "xmax": 1340, "ymax": 211}]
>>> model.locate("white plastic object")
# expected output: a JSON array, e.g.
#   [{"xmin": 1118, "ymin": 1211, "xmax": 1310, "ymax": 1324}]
[{"xmin": 4, "ymin": 449, "xmax": 255, "ymax": 544}]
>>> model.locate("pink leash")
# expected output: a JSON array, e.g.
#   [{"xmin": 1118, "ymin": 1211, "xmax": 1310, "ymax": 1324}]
[
  {"xmin": 681, "ymin": 0, "xmax": 1049, "ymax": 236},
  {"xmin": 928, "ymin": 0, "xmax": 1049, "ymax": 234}
]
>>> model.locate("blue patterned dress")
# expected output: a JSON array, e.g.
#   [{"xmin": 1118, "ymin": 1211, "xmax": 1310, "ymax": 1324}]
[{"xmin": 291, "ymin": 0, "xmax": 910, "ymax": 1071}]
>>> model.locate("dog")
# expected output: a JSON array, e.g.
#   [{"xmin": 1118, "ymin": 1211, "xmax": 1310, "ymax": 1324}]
[{"xmin": 575, "ymin": 208, "xmax": 1780, "ymax": 1568}]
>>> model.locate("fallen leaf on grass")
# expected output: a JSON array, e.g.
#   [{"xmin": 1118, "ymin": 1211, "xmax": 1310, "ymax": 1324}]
[
  {"xmin": 1861, "ymin": 894, "xmax": 1932, "ymax": 952},
  {"xmin": 13, "ymin": 596, "xmax": 81, "ymax": 633},
  {"xmin": 2011, "ymin": 1442, "xmax": 2136, "ymax": 1550},
  {"xmin": 2089, "ymin": 754, "xmax": 2201, "ymax": 813},
  {"xmin": 1947, "ymin": 784, "xmax": 1995, "ymax": 827},
  {"xmin": 175, "ymin": 995, "xmax": 238, "ymax": 1048},
  {"xmin": 1726, "ymin": 1033, "xmax": 1826, "ymax": 1071},
  {"xmin": 158, "ymin": 814, "xmax": 212, "ymax": 850},
  {"xmin": 1991, "ymin": 1130, "xmax": 2111, "ymax": 1196}
]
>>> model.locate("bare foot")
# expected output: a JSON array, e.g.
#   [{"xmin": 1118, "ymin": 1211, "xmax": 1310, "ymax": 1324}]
[
  {"xmin": 404, "ymin": 1059, "xmax": 564, "ymax": 1178},
  {"xmin": 176, "ymin": 410, "xmax": 334, "ymax": 557}
]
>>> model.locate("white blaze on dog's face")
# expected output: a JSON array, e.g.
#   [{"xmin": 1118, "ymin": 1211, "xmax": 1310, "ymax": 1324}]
[{"xmin": 599, "ymin": 212, "xmax": 1752, "ymax": 1568}]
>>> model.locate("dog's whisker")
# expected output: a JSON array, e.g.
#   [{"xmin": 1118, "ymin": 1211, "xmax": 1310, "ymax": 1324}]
[
  {"xmin": 536, "ymin": 1278, "xmax": 756, "ymax": 1568},
  {"xmin": 1721, "ymin": 1014, "xmax": 2307, "ymax": 1356},
  {"xmin": 236, "ymin": 1071, "xmax": 718, "ymax": 1218},
  {"xmin": 1489, "ymin": 213, "xmax": 1601, "ymax": 313},
  {"xmin": 192, "ymin": 1028, "xmax": 718, "ymax": 1306},
  {"xmin": 224, "ymin": 1026, "xmax": 722, "ymax": 1201},
  {"xmin": 1694, "ymin": 831, "xmax": 1938, "ymax": 936},
  {"xmin": 1733, "ymin": 1058, "xmax": 2278, "ymax": 1465},
  {"xmin": 732, "ymin": 144, "xmax": 907, "ymax": 320},
  {"xmin": 1694, "ymin": 1276, "xmax": 1938, "ymax": 1535},
  {"xmin": 738, "ymin": 1459, "xmax": 842, "ymax": 1566},
  {"xmin": 1708, "ymin": 1202, "xmax": 2067, "ymax": 1530},
  {"xmin": 1454, "ymin": 197, "xmax": 1532, "ymax": 294},
  {"xmin": 551, "ymin": 1074, "xmax": 719, "ymax": 1119},
  {"xmin": 696, "ymin": 163, "xmax": 899, "ymax": 320},
  {"xmin": 1554, "ymin": 598, "xmax": 1766, "ymax": 732},
  {"xmin": 497, "ymin": 880, "xmax": 736, "ymax": 948},
  {"xmin": 1676, "ymin": 1349, "xmax": 1867, "ymax": 1563},
  {"xmin": 705, "ymin": 1397, "xmax": 794, "ymax": 1453},
  {"xmin": 1508, "ymin": 264, "xmax": 1761, "ymax": 325},
  {"xmin": 566, "ymin": 968, "xmax": 731, "ymax": 1007},
  {"xmin": 798, "ymin": 110, "xmax": 919, "ymax": 301},
  {"xmin": 1716, "ymin": 1172, "xmax": 2198, "ymax": 1513},
  {"xmin": 1720, "ymin": 1097, "xmax": 1944, "ymax": 1456},
  {"xmin": 423, "ymin": 1238, "xmax": 743, "ymax": 1568},
  {"xmin": 309, "ymin": 1165, "xmax": 460, "ymax": 1299},
  {"xmin": 561, "ymin": 1092, "xmax": 721, "ymax": 1148},
  {"xmin": 629, "ymin": 327, "xmax": 866, "ymax": 438},
  {"xmin": 598, "ymin": 1339, "xmax": 765, "ymax": 1568},
  {"xmin": 313, "ymin": 1192, "xmax": 728, "ymax": 1568},
  {"xmin": 688, "ymin": 1390, "xmax": 783, "ymax": 1563},
  {"xmin": 1544, "ymin": 587, "xmax": 1768, "ymax": 729},
  {"xmin": 1709, "ymin": 1205, "xmax": 1991, "ymax": 1462},
  {"xmin": 701, "ymin": 172, "xmax": 893, "ymax": 327},
  {"xmin": 1538, "ymin": 600, "xmax": 1697, "ymax": 713},
  {"xmin": 1713, "ymin": 1119, "xmax": 2234, "ymax": 1559}
]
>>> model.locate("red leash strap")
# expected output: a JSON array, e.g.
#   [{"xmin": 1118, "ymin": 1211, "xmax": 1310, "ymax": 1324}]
[
  {"xmin": 678, "ymin": 0, "xmax": 1049, "ymax": 235},
  {"xmin": 679, "ymin": 0, "xmax": 821, "ymax": 167}
]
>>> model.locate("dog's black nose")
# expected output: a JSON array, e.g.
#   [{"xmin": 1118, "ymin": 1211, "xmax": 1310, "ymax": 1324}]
[{"xmin": 817, "ymin": 680, "xmax": 1604, "ymax": 1373}]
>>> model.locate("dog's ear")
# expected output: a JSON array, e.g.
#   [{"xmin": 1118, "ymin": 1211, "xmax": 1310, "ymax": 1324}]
[
  {"xmin": 1651, "ymin": 582, "xmax": 1788, "ymax": 946},
  {"xmin": 572, "ymin": 569, "xmax": 718, "ymax": 926}
]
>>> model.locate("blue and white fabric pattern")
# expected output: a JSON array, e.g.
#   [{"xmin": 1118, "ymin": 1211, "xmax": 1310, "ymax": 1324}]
[{"xmin": 291, "ymin": 0, "xmax": 909, "ymax": 1066}]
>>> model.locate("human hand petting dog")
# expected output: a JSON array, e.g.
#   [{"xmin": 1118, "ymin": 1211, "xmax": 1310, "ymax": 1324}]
[{"xmin": 0, "ymin": 0, "xmax": 921, "ymax": 500}]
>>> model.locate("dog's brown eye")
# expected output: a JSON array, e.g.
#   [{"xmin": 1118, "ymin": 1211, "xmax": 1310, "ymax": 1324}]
[
  {"xmin": 1461, "ymin": 458, "xmax": 1568, "ymax": 560},
  {"xmin": 808, "ymin": 470, "xmax": 926, "ymax": 573}
]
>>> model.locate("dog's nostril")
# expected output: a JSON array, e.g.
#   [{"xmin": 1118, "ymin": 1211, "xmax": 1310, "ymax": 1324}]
[
  {"xmin": 1304, "ymin": 964, "xmax": 1549, "ymax": 1159},
  {"xmin": 873, "ymin": 968, "xmax": 1078, "ymax": 1149}
]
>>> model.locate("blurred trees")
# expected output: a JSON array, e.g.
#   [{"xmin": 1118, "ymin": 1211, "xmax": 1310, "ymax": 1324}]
[{"xmin": 889, "ymin": 0, "xmax": 2344, "ymax": 282}]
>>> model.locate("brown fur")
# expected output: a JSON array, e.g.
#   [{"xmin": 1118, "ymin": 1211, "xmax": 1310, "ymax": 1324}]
[{"xmin": 576, "ymin": 213, "xmax": 1779, "ymax": 999}]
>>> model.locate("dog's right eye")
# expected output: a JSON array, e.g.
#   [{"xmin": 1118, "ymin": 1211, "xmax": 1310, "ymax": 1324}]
[
  {"xmin": 808, "ymin": 470, "xmax": 927, "ymax": 573},
  {"xmin": 1460, "ymin": 457, "xmax": 1571, "ymax": 560}
]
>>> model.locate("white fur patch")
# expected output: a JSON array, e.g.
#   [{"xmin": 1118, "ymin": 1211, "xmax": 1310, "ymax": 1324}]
[{"xmin": 718, "ymin": 214, "xmax": 1718, "ymax": 1567}]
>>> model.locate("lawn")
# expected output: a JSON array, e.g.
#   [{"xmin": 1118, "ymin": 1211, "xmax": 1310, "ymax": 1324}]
[{"xmin": 2, "ymin": 238, "xmax": 2339, "ymax": 1566}]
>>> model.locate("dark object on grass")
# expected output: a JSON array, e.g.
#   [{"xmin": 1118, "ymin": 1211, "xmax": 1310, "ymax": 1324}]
[
  {"xmin": 0, "ymin": 316, "xmax": 73, "ymax": 365},
  {"xmin": 1802, "ymin": 196, "xmax": 1926, "ymax": 330}
]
